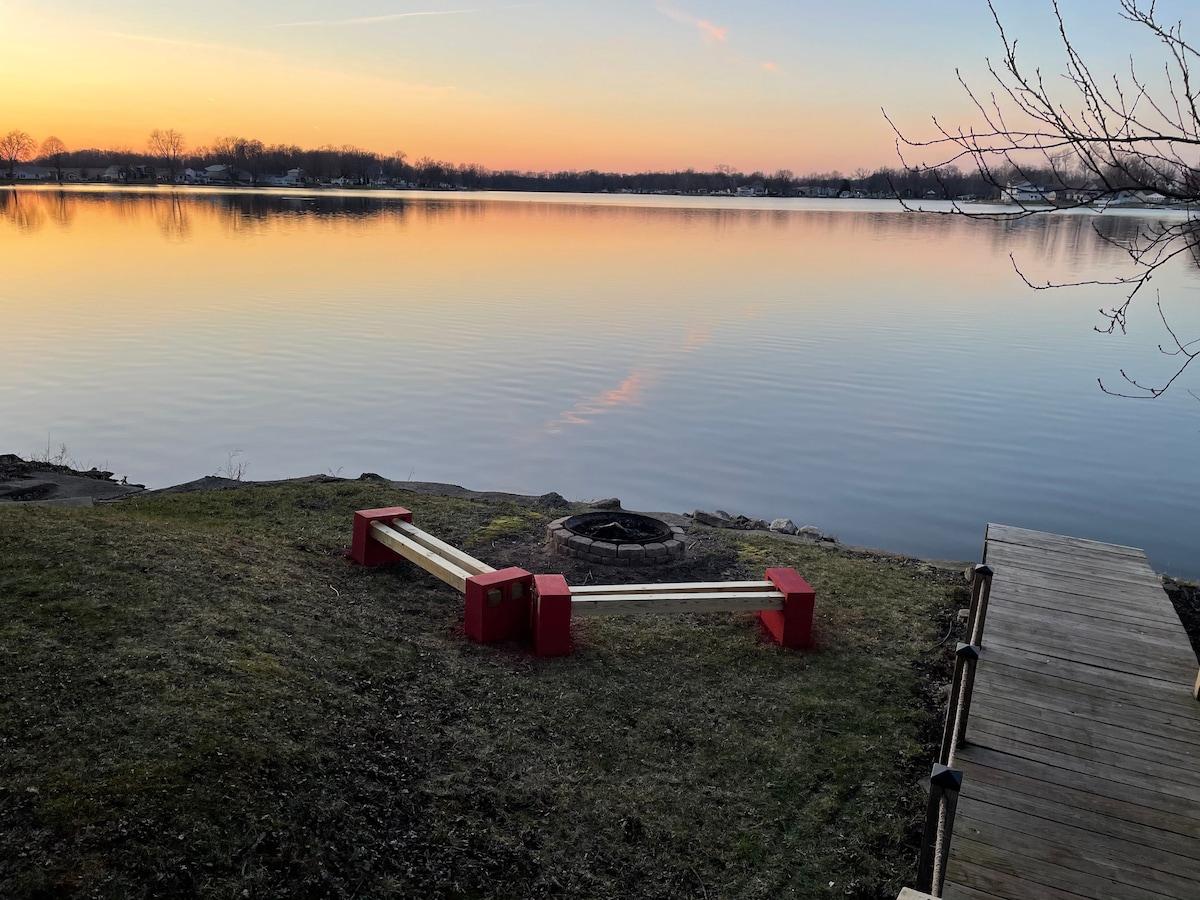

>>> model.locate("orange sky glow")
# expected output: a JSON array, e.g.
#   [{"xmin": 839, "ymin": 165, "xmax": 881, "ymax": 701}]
[{"xmin": 0, "ymin": 0, "xmax": 1146, "ymax": 174}]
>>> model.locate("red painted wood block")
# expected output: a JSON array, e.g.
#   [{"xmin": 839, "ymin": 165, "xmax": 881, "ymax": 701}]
[
  {"xmin": 760, "ymin": 567, "xmax": 815, "ymax": 648},
  {"xmin": 351, "ymin": 506, "xmax": 414, "ymax": 566},
  {"xmin": 464, "ymin": 568, "xmax": 534, "ymax": 643},
  {"xmin": 532, "ymin": 574, "xmax": 573, "ymax": 657}
]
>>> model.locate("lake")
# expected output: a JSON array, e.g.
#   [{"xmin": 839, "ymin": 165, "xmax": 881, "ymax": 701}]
[{"xmin": 3, "ymin": 186, "xmax": 1198, "ymax": 575}]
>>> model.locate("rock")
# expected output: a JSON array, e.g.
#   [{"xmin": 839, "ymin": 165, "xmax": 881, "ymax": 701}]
[
  {"xmin": 770, "ymin": 518, "xmax": 799, "ymax": 535},
  {"xmin": 732, "ymin": 515, "xmax": 769, "ymax": 530},
  {"xmin": 798, "ymin": 526, "xmax": 823, "ymax": 536},
  {"xmin": 693, "ymin": 509, "xmax": 733, "ymax": 527},
  {"xmin": 590, "ymin": 497, "xmax": 622, "ymax": 510},
  {"xmin": 693, "ymin": 509, "xmax": 767, "ymax": 530},
  {"xmin": 535, "ymin": 491, "xmax": 569, "ymax": 509}
]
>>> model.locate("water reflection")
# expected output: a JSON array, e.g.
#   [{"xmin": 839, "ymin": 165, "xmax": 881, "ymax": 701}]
[
  {"xmin": 157, "ymin": 195, "xmax": 191, "ymax": 243},
  {"xmin": 5, "ymin": 187, "xmax": 1200, "ymax": 577},
  {"xmin": 548, "ymin": 369, "xmax": 649, "ymax": 432},
  {"xmin": 1, "ymin": 186, "xmax": 1191, "ymax": 277},
  {"xmin": 1, "ymin": 190, "xmax": 46, "ymax": 232}
]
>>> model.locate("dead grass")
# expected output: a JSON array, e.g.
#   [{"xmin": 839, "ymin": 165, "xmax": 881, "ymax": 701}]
[{"xmin": 0, "ymin": 482, "xmax": 965, "ymax": 899}]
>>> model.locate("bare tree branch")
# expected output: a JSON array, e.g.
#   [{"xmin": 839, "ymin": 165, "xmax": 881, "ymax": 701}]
[{"xmin": 888, "ymin": 0, "xmax": 1200, "ymax": 397}]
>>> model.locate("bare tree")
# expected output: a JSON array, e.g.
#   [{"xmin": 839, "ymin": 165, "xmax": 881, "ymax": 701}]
[
  {"xmin": 1, "ymin": 130, "xmax": 36, "ymax": 178},
  {"xmin": 890, "ymin": 0, "xmax": 1200, "ymax": 397},
  {"xmin": 240, "ymin": 139, "xmax": 266, "ymax": 185},
  {"xmin": 207, "ymin": 136, "xmax": 266, "ymax": 185},
  {"xmin": 39, "ymin": 136, "xmax": 67, "ymax": 182},
  {"xmin": 148, "ymin": 129, "xmax": 186, "ymax": 182},
  {"xmin": 210, "ymin": 136, "xmax": 244, "ymax": 183}
]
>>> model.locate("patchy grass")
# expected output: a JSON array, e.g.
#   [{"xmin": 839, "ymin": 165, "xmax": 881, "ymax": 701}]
[
  {"xmin": 471, "ymin": 513, "xmax": 544, "ymax": 547},
  {"xmin": 0, "ymin": 482, "xmax": 965, "ymax": 899}
]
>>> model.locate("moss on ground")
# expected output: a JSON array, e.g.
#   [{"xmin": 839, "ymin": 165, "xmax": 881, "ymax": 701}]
[{"xmin": 0, "ymin": 482, "xmax": 964, "ymax": 899}]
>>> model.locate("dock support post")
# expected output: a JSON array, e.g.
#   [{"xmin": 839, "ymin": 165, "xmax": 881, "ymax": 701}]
[
  {"xmin": 940, "ymin": 643, "xmax": 981, "ymax": 764},
  {"xmin": 917, "ymin": 763, "xmax": 962, "ymax": 897},
  {"xmin": 964, "ymin": 565, "xmax": 993, "ymax": 648}
]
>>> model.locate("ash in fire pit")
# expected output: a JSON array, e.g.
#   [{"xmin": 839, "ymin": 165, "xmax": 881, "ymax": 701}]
[{"xmin": 547, "ymin": 511, "xmax": 685, "ymax": 566}]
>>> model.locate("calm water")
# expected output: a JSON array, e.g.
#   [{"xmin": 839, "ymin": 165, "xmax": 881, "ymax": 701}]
[{"xmin": 4, "ymin": 186, "xmax": 1199, "ymax": 575}]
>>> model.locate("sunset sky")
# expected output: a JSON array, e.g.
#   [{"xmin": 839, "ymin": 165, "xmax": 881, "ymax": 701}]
[{"xmin": 0, "ymin": 0, "xmax": 1178, "ymax": 173}]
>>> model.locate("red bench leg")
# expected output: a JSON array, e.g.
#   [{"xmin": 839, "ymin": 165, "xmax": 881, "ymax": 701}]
[
  {"xmin": 760, "ymin": 567, "xmax": 815, "ymax": 648},
  {"xmin": 532, "ymin": 574, "xmax": 573, "ymax": 656},
  {"xmin": 464, "ymin": 568, "xmax": 534, "ymax": 643},
  {"xmin": 351, "ymin": 507, "xmax": 414, "ymax": 566}
]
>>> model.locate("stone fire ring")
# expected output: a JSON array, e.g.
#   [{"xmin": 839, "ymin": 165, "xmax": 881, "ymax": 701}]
[{"xmin": 547, "ymin": 512, "xmax": 687, "ymax": 566}]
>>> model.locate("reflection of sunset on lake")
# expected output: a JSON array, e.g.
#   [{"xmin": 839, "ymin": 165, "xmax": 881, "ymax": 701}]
[
  {"xmin": 5, "ymin": 187, "xmax": 1200, "ymax": 575},
  {"xmin": 548, "ymin": 370, "xmax": 649, "ymax": 433}
]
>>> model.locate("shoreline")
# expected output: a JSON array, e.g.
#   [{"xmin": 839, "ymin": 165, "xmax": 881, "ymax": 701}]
[{"xmin": 0, "ymin": 452, "xmax": 973, "ymax": 573}]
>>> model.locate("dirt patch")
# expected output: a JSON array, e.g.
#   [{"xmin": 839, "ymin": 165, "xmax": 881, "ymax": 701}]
[{"xmin": 1163, "ymin": 577, "xmax": 1200, "ymax": 662}]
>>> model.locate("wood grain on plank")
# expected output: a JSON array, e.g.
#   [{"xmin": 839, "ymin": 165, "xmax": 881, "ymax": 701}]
[
  {"xmin": 940, "ymin": 526, "xmax": 1200, "ymax": 900},
  {"xmin": 571, "ymin": 591, "xmax": 784, "ymax": 616}
]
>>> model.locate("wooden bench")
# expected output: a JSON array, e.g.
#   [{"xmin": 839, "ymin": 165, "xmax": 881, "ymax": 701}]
[
  {"xmin": 351, "ymin": 506, "xmax": 534, "ymax": 642},
  {"xmin": 531, "ymin": 568, "xmax": 815, "ymax": 656},
  {"xmin": 351, "ymin": 507, "xmax": 816, "ymax": 656}
]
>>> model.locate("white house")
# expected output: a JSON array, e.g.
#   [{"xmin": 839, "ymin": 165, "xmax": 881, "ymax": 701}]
[
  {"xmin": 255, "ymin": 171, "xmax": 298, "ymax": 187},
  {"xmin": 1001, "ymin": 181, "xmax": 1058, "ymax": 203}
]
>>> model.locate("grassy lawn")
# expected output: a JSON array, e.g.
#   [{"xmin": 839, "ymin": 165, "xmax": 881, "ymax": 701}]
[{"xmin": 0, "ymin": 481, "xmax": 964, "ymax": 899}]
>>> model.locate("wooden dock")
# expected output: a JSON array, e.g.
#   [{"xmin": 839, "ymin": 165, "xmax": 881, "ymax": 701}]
[{"xmin": 940, "ymin": 523, "xmax": 1200, "ymax": 900}]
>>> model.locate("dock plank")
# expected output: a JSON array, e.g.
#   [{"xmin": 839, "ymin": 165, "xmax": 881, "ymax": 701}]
[{"xmin": 939, "ymin": 524, "xmax": 1200, "ymax": 900}]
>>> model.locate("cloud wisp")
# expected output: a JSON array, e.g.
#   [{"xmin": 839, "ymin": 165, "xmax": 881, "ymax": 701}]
[
  {"xmin": 101, "ymin": 31, "xmax": 255, "ymax": 54},
  {"xmin": 657, "ymin": 5, "xmax": 727, "ymax": 44},
  {"xmin": 277, "ymin": 8, "xmax": 480, "ymax": 28}
]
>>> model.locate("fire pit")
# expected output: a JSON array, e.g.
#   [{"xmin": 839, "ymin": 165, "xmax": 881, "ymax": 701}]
[{"xmin": 547, "ymin": 511, "xmax": 686, "ymax": 566}]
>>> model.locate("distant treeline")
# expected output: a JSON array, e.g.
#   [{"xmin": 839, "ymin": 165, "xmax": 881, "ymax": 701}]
[{"xmin": 6, "ymin": 130, "xmax": 1027, "ymax": 198}]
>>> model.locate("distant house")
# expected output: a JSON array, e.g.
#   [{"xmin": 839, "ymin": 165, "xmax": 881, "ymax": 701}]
[
  {"xmin": 1001, "ymin": 181, "xmax": 1058, "ymax": 203},
  {"xmin": 735, "ymin": 181, "xmax": 765, "ymax": 197},
  {"xmin": 258, "ymin": 170, "xmax": 305, "ymax": 187},
  {"xmin": 1104, "ymin": 189, "xmax": 1168, "ymax": 207},
  {"xmin": 96, "ymin": 164, "xmax": 156, "ymax": 183},
  {"xmin": 204, "ymin": 165, "xmax": 232, "ymax": 184},
  {"xmin": 1058, "ymin": 183, "xmax": 1106, "ymax": 204},
  {"xmin": 793, "ymin": 185, "xmax": 837, "ymax": 198}
]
